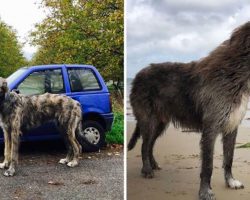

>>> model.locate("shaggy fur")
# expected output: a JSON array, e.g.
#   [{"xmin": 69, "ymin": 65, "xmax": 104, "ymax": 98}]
[
  {"xmin": 128, "ymin": 21, "xmax": 250, "ymax": 200},
  {"xmin": 0, "ymin": 78, "xmax": 88, "ymax": 176}
]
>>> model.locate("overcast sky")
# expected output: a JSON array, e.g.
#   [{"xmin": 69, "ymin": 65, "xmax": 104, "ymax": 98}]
[
  {"xmin": 127, "ymin": 0, "xmax": 250, "ymax": 78},
  {"xmin": 0, "ymin": 0, "xmax": 46, "ymax": 60}
]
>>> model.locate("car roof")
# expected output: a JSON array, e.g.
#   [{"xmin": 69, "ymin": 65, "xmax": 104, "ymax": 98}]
[{"xmin": 21, "ymin": 64, "xmax": 96, "ymax": 70}]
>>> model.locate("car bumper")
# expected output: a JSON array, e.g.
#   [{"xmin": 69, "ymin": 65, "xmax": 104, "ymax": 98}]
[{"xmin": 101, "ymin": 113, "xmax": 114, "ymax": 132}]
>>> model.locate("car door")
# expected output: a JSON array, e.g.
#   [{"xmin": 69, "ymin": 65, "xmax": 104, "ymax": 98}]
[
  {"xmin": 66, "ymin": 67, "xmax": 110, "ymax": 114},
  {"xmin": 16, "ymin": 68, "xmax": 65, "ymax": 140}
]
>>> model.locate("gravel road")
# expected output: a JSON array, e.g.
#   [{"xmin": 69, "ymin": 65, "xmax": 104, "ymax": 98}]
[{"xmin": 0, "ymin": 141, "xmax": 123, "ymax": 200}]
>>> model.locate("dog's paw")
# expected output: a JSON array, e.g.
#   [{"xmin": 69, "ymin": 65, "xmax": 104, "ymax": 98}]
[
  {"xmin": 199, "ymin": 189, "xmax": 216, "ymax": 200},
  {"xmin": 67, "ymin": 160, "xmax": 78, "ymax": 167},
  {"xmin": 151, "ymin": 162, "xmax": 161, "ymax": 170},
  {"xmin": 152, "ymin": 165, "xmax": 161, "ymax": 170},
  {"xmin": 227, "ymin": 178, "xmax": 244, "ymax": 189},
  {"xmin": 59, "ymin": 158, "xmax": 69, "ymax": 165},
  {"xmin": 141, "ymin": 167, "xmax": 154, "ymax": 178},
  {"xmin": 3, "ymin": 168, "xmax": 15, "ymax": 177},
  {"xmin": 0, "ymin": 162, "xmax": 9, "ymax": 169}
]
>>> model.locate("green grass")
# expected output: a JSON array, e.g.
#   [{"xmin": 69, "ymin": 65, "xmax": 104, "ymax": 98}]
[
  {"xmin": 105, "ymin": 111, "xmax": 124, "ymax": 144},
  {"xmin": 237, "ymin": 142, "xmax": 250, "ymax": 148}
]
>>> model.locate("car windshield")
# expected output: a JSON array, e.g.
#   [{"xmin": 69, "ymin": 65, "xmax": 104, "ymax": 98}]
[{"xmin": 6, "ymin": 68, "xmax": 27, "ymax": 84}]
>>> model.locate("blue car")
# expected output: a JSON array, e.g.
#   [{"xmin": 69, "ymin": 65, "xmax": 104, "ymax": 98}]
[{"xmin": 2, "ymin": 64, "xmax": 114, "ymax": 151}]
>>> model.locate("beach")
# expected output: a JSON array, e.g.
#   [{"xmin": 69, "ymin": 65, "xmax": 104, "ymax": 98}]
[{"xmin": 127, "ymin": 121, "xmax": 250, "ymax": 200}]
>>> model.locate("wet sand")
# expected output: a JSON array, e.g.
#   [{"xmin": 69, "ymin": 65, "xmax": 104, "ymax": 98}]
[{"xmin": 127, "ymin": 121, "xmax": 250, "ymax": 200}]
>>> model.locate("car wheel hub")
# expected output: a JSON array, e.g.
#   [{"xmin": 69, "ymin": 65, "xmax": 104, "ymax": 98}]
[{"xmin": 83, "ymin": 127, "xmax": 100, "ymax": 145}]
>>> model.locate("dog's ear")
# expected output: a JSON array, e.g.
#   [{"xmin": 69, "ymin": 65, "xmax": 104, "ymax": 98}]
[{"xmin": 1, "ymin": 79, "xmax": 9, "ymax": 93}]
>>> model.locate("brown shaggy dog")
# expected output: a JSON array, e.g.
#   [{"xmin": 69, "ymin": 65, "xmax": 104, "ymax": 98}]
[{"xmin": 128, "ymin": 21, "xmax": 250, "ymax": 200}]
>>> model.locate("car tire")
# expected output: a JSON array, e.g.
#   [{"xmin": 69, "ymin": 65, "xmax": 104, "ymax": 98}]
[{"xmin": 78, "ymin": 120, "xmax": 105, "ymax": 152}]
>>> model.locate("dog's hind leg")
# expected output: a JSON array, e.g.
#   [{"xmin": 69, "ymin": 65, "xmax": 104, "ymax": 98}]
[
  {"xmin": 199, "ymin": 128, "xmax": 218, "ymax": 200},
  {"xmin": 65, "ymin": 117, "xmax": 81, "ymax": 167},
  {"xmin": 66, "ymin": 133, "xmax": 81, "ymax": 167},
  {"xmin": 58, "ymin": 132, "xmax": 74, "ymax": 165},
  {"xmin": 222, "ymin": 129, "xmax": 244, "ymax": 189},
  {"xmin": 59, "ymin": 132, "xmax": 80, "ymax": 167},
  {"xmin": 58, "ymin": 114, "xmax": 82, "ymax": 167},
  {"xmin": 59, "ymin": 125, "xmax": 81, "ymax": 167},
  {"xmin": 140, "ymin": 118, "xmax": 160, "ymax": 178},
  {"xmin": 0, "ymin": 129, "xmax": 11, "ymax": 169},
  {"xmin": 148, "ymin": 121, "xmax": 168, "ymax": 170}
]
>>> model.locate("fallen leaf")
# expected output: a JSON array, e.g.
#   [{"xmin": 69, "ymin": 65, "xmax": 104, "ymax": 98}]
[
  {"xmin": 81, "ymin": 180, "xmax": 97, "ymax": 185},
  {"xmin": 48, "ymin": 181, "xmax": 64, "ymax": 186}
]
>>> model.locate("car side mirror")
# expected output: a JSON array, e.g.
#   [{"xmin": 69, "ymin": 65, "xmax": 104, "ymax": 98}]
[{"xmin": 12, "ymin": 89, "xmax": 20, "ymax": 94}]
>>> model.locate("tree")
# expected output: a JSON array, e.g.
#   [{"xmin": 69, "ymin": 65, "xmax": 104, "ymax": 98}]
[
  {"xmin": 0, "ymin": 19, "xmax": 27, "ymax": 78},
  {"xmin": 30, "ymin": 0, "xmax": 123, "ymax": 91}
]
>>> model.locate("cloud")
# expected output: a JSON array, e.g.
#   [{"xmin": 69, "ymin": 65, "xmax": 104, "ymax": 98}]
[
  {"xmin": 127, "ymin": 0, "xmax": 250, "ymax": 77},
  {"xmin": 0, "ymin": 0, "xmax": 46, "ymax": 59}
]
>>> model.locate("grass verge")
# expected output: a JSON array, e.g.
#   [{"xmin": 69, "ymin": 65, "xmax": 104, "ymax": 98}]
[
  {"xmin": 105, "ymin": 92, "xmax": 124, "ymax": 144},
  {"xmin": 106, "ymin": 111, "xmax": 124, "ymax": 144}
]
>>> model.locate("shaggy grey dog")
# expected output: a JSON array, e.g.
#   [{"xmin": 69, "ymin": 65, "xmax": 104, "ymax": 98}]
[
  {"xmin": 0, "ymin": 77, "xmax": 89, "ymax": 176},
  {"xmin": 128, "ymin": 21, "xmax": 250, "ymax": 200}
]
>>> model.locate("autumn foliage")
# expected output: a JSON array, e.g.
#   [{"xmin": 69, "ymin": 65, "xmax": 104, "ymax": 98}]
[
  {"xmin": 30, "ymin": 0, "xmax": 123, "ymax": 90},
  {"xmin": 0, "ymin": 20, "xmax": 27, "ymax": 77}
]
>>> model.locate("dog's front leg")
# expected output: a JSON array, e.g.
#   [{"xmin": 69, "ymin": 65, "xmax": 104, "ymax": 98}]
[
  {"xmin": 199, "ymin": 129, "xmax": 217, "ymax": 200},
  {"xmin": 4, "ymin": 131, "xmax": 20, "ymax": 177},
  {"xmin": 223, "ymin": 129, "xmax": 244, "ymax": 189},
  {"xmin": 0, "ymin": 129, "xmax": 11, "ymax": 169}
]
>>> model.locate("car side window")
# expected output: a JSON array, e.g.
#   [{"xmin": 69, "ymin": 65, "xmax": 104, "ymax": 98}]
[
  {"xmin": 67, "ymin": 68, "xmax": 101, "ymax": 92},
  {"xmin": 18, "ymin": 71, "xmax": 46, "ymax": 95},
  {"xmin": 18, "ymin": 69, "xmax": 65, "ymax": 95}
]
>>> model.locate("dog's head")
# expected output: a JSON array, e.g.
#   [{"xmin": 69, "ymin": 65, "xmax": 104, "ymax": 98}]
[
  {"xmin": 0, "ymin": 78, "xmax": 9, "ymax": 102},
  {"xmin": 230, "ymin": 21, "xmax": 250, "ymax": 51}
]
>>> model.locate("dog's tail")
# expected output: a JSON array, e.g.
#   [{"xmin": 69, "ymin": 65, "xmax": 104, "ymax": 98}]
[
  {"xmin": 128, "ymin": 123, "xmax": 140, "ymax": 151},
  {"xmin": 76, "ymin": 123, "xmax": 97, "ymax": 150}
]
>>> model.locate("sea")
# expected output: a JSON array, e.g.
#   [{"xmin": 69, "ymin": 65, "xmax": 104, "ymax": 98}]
[{"xmin": 126, "ymin": 78, "xmax": 134, "ymax": 121}]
